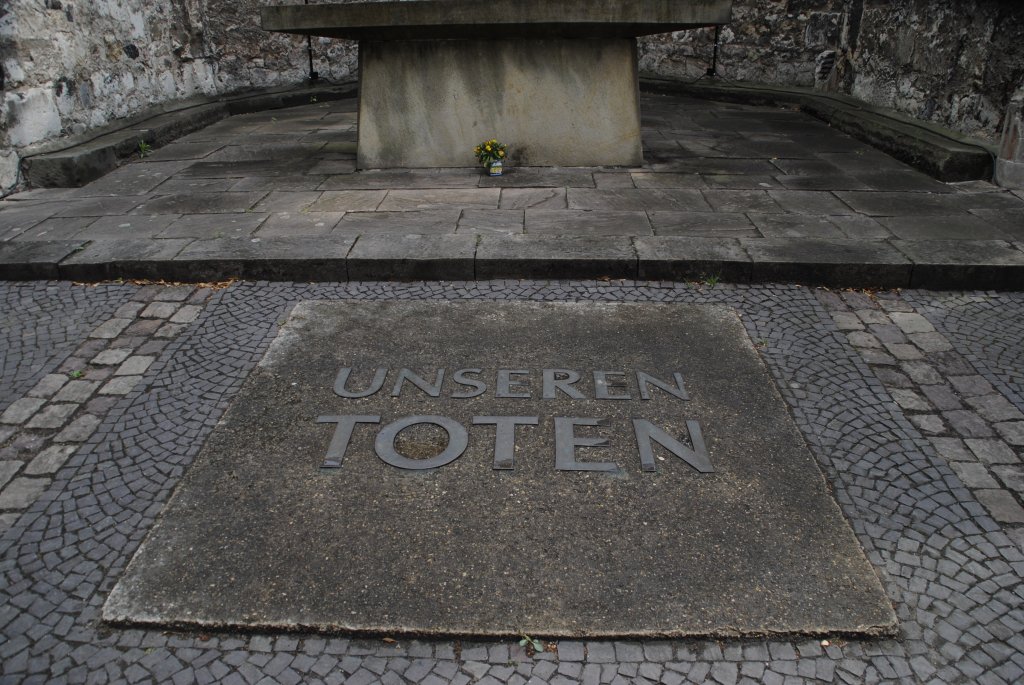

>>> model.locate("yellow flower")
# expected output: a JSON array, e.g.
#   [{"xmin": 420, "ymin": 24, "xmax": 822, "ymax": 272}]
[
  {"xmin": 498, "ymin": 150, "xmax": 505, "ymax": 158},
  {"xmin": 485, "ymin": 144, "xmax": 492, "ymax": 152}
]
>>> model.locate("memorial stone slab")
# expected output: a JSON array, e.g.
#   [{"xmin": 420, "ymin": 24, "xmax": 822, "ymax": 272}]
[{"xmin": 106, "ymin": 301, "xmax": 895, "ymax": 637}]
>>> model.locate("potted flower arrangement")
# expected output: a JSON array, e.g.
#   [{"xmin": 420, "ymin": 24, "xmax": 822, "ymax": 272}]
[{"xmin": 474, "ymin": 138, "xmax": 508, "ymax": 176}]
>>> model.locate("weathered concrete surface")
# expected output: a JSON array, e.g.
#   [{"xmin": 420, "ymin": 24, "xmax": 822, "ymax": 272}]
[
  {"xmin": 261, "ymin": 0, "xmax": 734, "ymax": 41},
  {"xmin": 358, "ymin": 39, "xmax": 643, "ymax": 168},
  {"xmin": 104, "ymin": 300, "xmax": 895, "ymax": 637}
]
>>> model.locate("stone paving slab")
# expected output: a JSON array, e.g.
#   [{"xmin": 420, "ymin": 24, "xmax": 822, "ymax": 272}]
[
  {"xmin": 894, "ymin": 240, "xmax": 1024, "ymax": 290},
  {"xmin": 4, "ymin": 94, "xmax": 1024, "ymax": 289},
  {"xmin": 635, "ymin": 236, "xmax": 751, "ymax": 281},
  {"xmin": 742, "ymin": 238, "xmax": 913, "ymax": 288},
  {"xmin": 105, "ymin": 300, "xmax": 895, "ymax": 637},
  {"xmin": 475, "ymin": 235, "xmax": 637, "ymax": 280},
  {"xmin": 0, "ymin": 240, "xmax": 87, "ymax": 279},
  {"xmin": 642, "ymin": 78, "xmax": 994, "ymax": 182},
  {"xmin": 173, "ymin": 236, "xmax": 355, "ymax": 281},
  {"xmin": 21, "ymin": 82, "xmax": 358, "ymax": 188},
  {"xmin": 348, "ymin": 234, "xmax": 477, "ymax": 281},
  {"xmin": 60, "ymin": 239, "xmax": 192, "ymax": 280}
]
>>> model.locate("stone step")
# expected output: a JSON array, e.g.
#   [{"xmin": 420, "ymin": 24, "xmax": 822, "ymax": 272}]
[{"xmin": 2, "ymin": 235, "xmax": 1022, "ymax": 290}]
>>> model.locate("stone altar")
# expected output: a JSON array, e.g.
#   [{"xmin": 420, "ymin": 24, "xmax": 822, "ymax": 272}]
[{"xmin": 262, "ymin": 1, "xmax": 733, "ymax": 169}]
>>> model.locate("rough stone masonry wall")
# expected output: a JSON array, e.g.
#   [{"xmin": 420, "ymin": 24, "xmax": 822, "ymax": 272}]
[
  {"xmin": 202, "ymin": 0, "xmax": 356, "ymax": 97},
  {"xmin": 0, "ymin": 0, "xmax": 356, "ymax": 195},
  {"xmin": 1, "ymin": 0, "xmax": 213, "ymax": 190},
  {"xmin": 848, "ymin": 1, "xmax": 1024, "ymax": 142},
  {"xmin": 639, "ymin": 0, "xmax": 1024, "ymax": 144},
  {"xmin": 1, "ymin": 0, "xmax": 1022, "ymax": 196}
]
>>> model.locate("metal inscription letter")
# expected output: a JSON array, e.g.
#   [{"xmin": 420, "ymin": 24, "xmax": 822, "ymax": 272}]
[
  {"xmin": 636, "ymin": 371, "xmax": 689, "ymax": 401},
  {"xmin": 317, "ymin": 415, "xmax": 381, "ymax": 468},
  {"xmin": 542, "ymin": 369, "xmax": 584, "ymax": 400},
  {"xmin": 632, "ymin": 419, "xmax": 712, "ymax": 473},
  {"xmin": 334, "ymin": 367, "xmax": 388, "ymax": 398},
  {"xmin": 472, "ymin": 416, "xmax": 540, "ymax": 470},
  {"xmin": 553, "ymin": 417, "xmax": 617, "ymax": 473},
  {"xmin": 594, "ymin": 371, "xmax": 631, "ymax": 400},
  {"xmin": 391, "ymin": 368, "xmax": 445, "ymax": 398},
  {"xmin": 374, "ymin": 415, "xmax": 468, "ymax": 470},
  {"xmin": 496, "ymin": 369, "xmax": 531, "ymax": 398},
  {"xmin": 452, "ymin": 368, "xmax": 487, "ymax": 399}
]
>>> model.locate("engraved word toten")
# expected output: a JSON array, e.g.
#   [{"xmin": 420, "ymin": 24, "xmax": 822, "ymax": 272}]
[{"xmin": 318, "ymin": 367, "xmax": 713, "ymax": 474}]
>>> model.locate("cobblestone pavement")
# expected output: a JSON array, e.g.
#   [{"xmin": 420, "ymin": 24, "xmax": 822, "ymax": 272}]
[
  {"xmin": 0, "ymin": 283, "xmax": 212, "ymax": 533},
  {"xmin": 2, "ymin": 279, "xmax": 1023, "ymax": 684},
  {"xmin": 0, "ymin": 283, "xmax": 134, "ymax": 413}
]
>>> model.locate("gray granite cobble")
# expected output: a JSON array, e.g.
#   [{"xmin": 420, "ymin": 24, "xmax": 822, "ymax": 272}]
[
  {"xmin": 89, "ymin": 317, "xmax": 133, "ymax": 339},
  {"xmin": 114, "ymin": 355, "xmax": 155, "ymax": 376},
  {"xmin": 24, "ymin": 403, "xmax": 77, "ymax": 429},
  {"xmin": 53, "ymin": 414, "xmax": 101, "ymax": 443},
  {"xmin": 0, "ymin": 476, "xmax": 49, "ymax": 508},
  {"xmin": 52, "ymin": 379, "xmax": 100, "ymax": 403},
  {"xmin": 0, "ymin": 461, "xmax": 21, "ymax": 489},
  {"xmin": 0, "ymin": 279, "xmax": 1023, "ymax": 684},
  {"xmin": 27, "ymin": 374, "xmax": 67, "ymax": 399},
  {"xmin": 99, "ymin": 375, "xmax": 143, "ymax": 395},
  {"xmin": 0, "ymin": 397, "xmax": 45, "ymax": 425},
  {"xmin": 24, "ymin": 444, "xmax": 77, "ymax": 475}
]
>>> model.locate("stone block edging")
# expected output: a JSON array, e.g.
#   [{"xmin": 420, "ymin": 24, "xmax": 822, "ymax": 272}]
[{"xmin": 2, "ymin": 235, "xmax": 1023, "ymax": 290}]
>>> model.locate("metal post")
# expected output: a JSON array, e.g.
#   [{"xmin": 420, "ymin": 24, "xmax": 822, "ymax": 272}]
[
  {"xmin": 306, "ymin": 0, "xmax": 319, "ymax": 80},
  {"xmin": 707, "ymin": 25, "xmax": 720, "ymax": 78}
]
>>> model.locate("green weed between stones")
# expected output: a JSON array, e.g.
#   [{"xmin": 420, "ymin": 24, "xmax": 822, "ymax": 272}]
[{"xmin": 518, "ymin": 633, "xmax": 544, "ymax": 654}]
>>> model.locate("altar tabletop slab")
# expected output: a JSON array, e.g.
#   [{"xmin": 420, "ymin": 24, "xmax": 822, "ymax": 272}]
[
  {"xmin": 261, "ymin": 0, "xmax": 733, "ymax": 41},
  {"xmin": 104, "ymin": 300, "xmax": 895, "ymax": 638}
]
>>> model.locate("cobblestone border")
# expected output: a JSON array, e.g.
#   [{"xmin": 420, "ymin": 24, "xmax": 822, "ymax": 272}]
[
  {"xmin": 1, "ymin": 280, "xmax": 1022, "ymax": 684},
  {"xmin": 0, "ymin": 282, "xmax": 134, "ymax": 413},
  {"xmin": 906, "ymin": 291, "xmax": 1024, "ymax": 412},
  {"xmin": 824, "ymin": 290, "xmax": 1024, "ymax": 538},
  {"xmin": 0, "ymin": 284, "xmax": 211, "ymax": 533}
]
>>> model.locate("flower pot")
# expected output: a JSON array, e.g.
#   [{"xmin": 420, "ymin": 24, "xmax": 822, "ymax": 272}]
[{"xmin": 487, "ymin": 160, "xmax": 503, "ymax": 176}]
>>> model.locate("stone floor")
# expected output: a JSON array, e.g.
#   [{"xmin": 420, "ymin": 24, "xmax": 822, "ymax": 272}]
[
  {"xmin": 1, "ymin": 94, "xmax": 1023, "ymax": 287},
  {"xmin": 1, "ymin": 279, "xmax": 1023, "ymax": 683},
  {"xmin": 2, "ymin": 92, "xmax": 1024, "ymax": 683}
]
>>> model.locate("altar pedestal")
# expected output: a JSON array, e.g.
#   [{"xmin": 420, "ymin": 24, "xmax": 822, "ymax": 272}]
[{"xmin": 262, "ymin": 1, "xmax": 732, "ymax": 169}]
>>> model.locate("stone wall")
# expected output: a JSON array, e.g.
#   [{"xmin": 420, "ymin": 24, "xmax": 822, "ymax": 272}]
[
  {"xmin": 2, "ymin": 0, "xmax": 1022, "ymax": 195},
  {"xmin": 202, "ymin": 0, "xmax": 356, "ymax": 96},
  {"xmin": 639, "ymin": 0, "xmax": 1024, "ymax": 144},
  {"xmin": 2, "ymin": 0, "xmax": 213, "ymax": 189},
  {"xmin": 0, "ymin": 0, "xmax": 357, "ymax": 194},
  {"xmin": 639, "ymin": 0, "xmax": 848, "ymax": 87},
  {"xmin": 847, "ymin": 1, "xmax": 1024, "ymax": 143}
]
